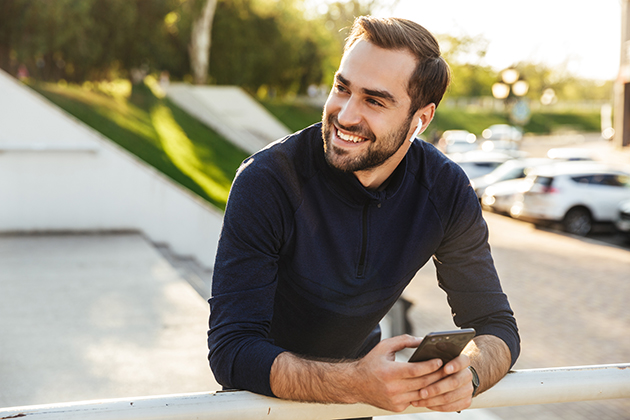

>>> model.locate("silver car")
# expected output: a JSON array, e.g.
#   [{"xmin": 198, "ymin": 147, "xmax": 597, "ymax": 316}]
[
  {"xmin": 472, "ymin": 158, "xmax": 552, "ymax": 199},
  {"xmin": 449, "ymin": 151, "xmax": 514, "ymax": 180}
]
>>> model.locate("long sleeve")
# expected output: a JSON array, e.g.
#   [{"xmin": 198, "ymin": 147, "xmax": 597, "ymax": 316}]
[
  {"xmin": 431, "ymin": 162, "xmax": 520, "ymax": 367},
  {"xmin": 208, "ymin": 154, "xmax": 297, "ymax": 397}
]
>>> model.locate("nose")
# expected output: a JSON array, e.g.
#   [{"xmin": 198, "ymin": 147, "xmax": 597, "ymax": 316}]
[{"xmin": 336, "ymin": 95, "xmax": 362, "ymax": 127}]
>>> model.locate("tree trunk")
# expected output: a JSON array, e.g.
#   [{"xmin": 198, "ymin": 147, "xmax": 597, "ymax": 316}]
[{"xmin": 188, "ymin": 0, "xmax": 218, "ymax": 85}]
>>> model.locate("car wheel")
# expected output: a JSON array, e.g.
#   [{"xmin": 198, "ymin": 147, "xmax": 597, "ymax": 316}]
[{"xmin": 563, "ymin": 207, "xmax": 592, "ymax": 236}]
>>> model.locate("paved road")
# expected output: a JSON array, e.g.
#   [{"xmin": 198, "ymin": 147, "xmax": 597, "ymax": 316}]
[{"xmin": 402, "ymin": 211, "xmax": 630, "ymax": 419}]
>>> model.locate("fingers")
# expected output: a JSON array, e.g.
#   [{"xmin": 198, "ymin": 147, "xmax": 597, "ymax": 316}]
[
  {"xmin": 404, "ymin": 358, "xmax": 443, "ymax": 379},
  {"xmin": 444, "ymin": 353, "xmax": 470, "ymax": 375},
  {"xmin": 425, "ymin": 381, "xmax": 474, "ymax": 412},
  {"xmin": 362, "ymin": 357, "xmax": 443, "ymax": 390},
  {"xmin": 358, "ymin": 336, "xmax": 473, "ymax": 412},
  {"xmin": 411, "ymin": 363, "xmax": 474, "ymax": 411},
  {"xmin": 404, "ymin": 352, "xmax": 468, "ymax": 381},
  {"xmin": 378, "ymin": 334, "xmax": 422, "ymax": 353},
  {"xmin": 425, "ymin": 383, "xmax": 474, "ymax": 412}
]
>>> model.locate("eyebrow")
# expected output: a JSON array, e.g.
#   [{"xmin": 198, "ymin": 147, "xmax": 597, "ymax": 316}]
[{"xmin": 335, "ymin": 73, "xmax": 398, "ymax": 106}]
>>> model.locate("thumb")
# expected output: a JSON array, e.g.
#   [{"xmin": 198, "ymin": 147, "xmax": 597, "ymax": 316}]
[{"xmin": 379, "ymin": 334, "xmax": 422, "ymax": 354}]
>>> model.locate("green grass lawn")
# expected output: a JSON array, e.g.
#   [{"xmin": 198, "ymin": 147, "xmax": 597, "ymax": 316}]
[
  {"xmin": 257, "ymin": 98, "xmax": 324, "ymax": 132},
  {"xmin": 258, "ymin": 97, "xmax": 602, "ymax": 137},
  {"xmin": 30, "ymin": 81, "xmax": 249, "ymax": 210}
]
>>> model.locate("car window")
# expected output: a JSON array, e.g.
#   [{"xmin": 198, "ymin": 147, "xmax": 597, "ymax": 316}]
[
  {"xmin": 474, "ymin": 162, "xmax": 501, "ymax": 168},
  {"xmin": 572, "ymin": 174, "xmax": 630, "ymax": 187},
  {"xmin": 489, "ymin": 161, "xmax": 518, "ymax": 178},
  {"xmin": 599, "ymin": 175, "xmax": 625, "ymax": 187},
  {"xmin": 533, "ymin": 175, "xmax": 554, "ymax": 187},
  {"xmin": 571, "ymin": 175, "xmax": 591, "ymax": 184},
  {"xmin": 507, "ymin": 167, "xmax": 526, "ymax": 179}
]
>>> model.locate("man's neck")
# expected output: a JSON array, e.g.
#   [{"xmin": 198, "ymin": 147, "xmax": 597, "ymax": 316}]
[
  {"xmin": 354, "ymin": 143, "xmax": 410, "ymax": 190},
  {"xmin": 354, "ymin": 168, "xmax": 393, "ymax": 190}
]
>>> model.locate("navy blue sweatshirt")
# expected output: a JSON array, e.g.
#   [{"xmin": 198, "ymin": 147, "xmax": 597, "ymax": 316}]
[{"xmin": 208, "ymin": 123, "xmax": 520, "ymax": 397}]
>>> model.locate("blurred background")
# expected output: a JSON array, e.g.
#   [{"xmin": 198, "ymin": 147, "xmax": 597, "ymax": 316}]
[
  {"xmin": 0, "ymin": 0, "xmax": 621, "ymax": 136},
  {"xmin": 2, "ymin": 0, "xmax": 627, "ymax": 211}
]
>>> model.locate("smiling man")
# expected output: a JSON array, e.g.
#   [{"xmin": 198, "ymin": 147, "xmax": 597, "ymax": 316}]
[{"xmin": 208, "ymin": 16, "xmax": 519, "ymax": 414}]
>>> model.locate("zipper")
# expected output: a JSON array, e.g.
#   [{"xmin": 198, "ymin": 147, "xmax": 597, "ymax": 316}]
[{"xmin": 357, "ymin": 203, "xmax": 370, "ymax": 277}]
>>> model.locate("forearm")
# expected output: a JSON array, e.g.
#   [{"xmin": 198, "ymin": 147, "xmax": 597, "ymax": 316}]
[
  {"xmin": 269, "ymin": 335, "xmax": 440, "ymax": 412},
  {"xmin": 463, "ymin": 334, "xmax": 512, "ymax": 395},
  {"xmin": 269, "ymin": 351, "xmax": 359, "ymax": 404}
]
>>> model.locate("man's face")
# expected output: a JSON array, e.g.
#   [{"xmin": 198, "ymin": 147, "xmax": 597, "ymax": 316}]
[{"xmin": 322, "ymin": 40, "xmax": 418, "ymax": 173}]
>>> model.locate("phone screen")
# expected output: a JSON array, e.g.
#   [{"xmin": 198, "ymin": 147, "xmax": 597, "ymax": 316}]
[{"xmin": 408, "ymin": 328, "xmax": 475, "ymax": 364}]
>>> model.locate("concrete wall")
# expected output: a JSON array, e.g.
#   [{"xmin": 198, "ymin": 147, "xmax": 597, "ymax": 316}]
[
  {"xmin": 0, "ymin": 70, "xmax": 224, "ymax": 268},
  {"xmin": 167, "ymin": 84, "xmax": 291, "ymax": 154}
]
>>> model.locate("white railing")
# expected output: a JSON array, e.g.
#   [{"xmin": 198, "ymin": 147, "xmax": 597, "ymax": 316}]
[{"xmin": 1, "ymin": 364, "xmax": 628, "ymax": 420}]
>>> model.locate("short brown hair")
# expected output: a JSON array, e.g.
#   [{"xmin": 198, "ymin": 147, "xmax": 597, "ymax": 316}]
[{"xmin": 345, "ymin": 16, "xmax": 450, "ymax": 115}]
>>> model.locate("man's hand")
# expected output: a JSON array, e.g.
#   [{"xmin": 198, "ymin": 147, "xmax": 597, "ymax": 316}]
[
  {"xmin": 352, "ymin": 335, "xmax": 447, "ymax": 411},
  {"xmin": 271, "ymin": 334, "xmax": 448, "ymax": 412},
  {"xmin": 410, "ymin": 353, "xmax": 474, "ymax": 412},
  {"xmin": 412, "ymin": 334, "xmax": 513, "ymax": 412}
]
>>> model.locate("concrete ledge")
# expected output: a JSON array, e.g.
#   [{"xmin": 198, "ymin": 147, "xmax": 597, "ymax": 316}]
[{"xmin": 1, "ymin": 365, "xmax": 628, "ymax": 419}]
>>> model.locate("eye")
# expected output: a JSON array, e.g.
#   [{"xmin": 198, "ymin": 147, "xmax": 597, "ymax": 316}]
[
  {"xmin": 334, "ymin": 84, "xmax": 349, "ymax": 94},
  {"xmin": 367, "ymin": 98, "xmax": 384, "ymax": 107}
]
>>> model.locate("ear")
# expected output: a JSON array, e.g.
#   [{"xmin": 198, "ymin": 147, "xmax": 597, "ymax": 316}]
[
  {"xmin": 408, "ymin": 103, "xmax": 436, "ymax": 143},
  {"xmin": 415, "ymin": 103, "xmax": 436, "ymax": 131}
]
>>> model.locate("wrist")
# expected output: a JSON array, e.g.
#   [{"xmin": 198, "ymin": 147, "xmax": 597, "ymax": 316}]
[
  {"xmin": 469, "ymin": 365, "xmax": 480, "ymax": 396},
  {"xmin": 343, "ymin": 359, "xmax": 367, "ymax": 404}
]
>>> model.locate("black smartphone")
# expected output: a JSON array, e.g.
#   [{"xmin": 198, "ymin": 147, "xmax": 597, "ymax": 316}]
[{"xmin": 408, "ymin": 328, "xmax": 476, "ymax": 364}]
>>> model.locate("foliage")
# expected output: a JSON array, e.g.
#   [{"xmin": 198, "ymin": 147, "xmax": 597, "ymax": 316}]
[
  {"xmin": 437, "ymin": 34, "xmax": 494, "ymax": 100},
  {"xmin": 0, "ymin": 0, "xmax": 344, "ymax": 95},
  {"xmin": 209, "ymin": 0, "xmax": 336, "ymax": 95},
  {"xmin": 1, "ymin": 0, "xmax": 614, "ymax": 103},
  {"xmin": 29, "ymin": 80, "xmax": 248, "ymax": 210},
  {"xmin": 0, "ymin": 0, "xmax": 394, "ymax": 96},
  {"xmin": 0, "ymin": 0, "xmax": 183, "ymax": 81}
]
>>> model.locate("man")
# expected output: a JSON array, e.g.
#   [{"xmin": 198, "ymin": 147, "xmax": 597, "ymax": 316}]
[{"xmin": 208, "ymin": 16, "xmax": 520, "ymax": 413}]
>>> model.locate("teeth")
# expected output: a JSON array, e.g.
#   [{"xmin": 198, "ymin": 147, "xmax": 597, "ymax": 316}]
[{"xmin": 337, "ymin": 129, "xmax": 364, "ymax": 143}]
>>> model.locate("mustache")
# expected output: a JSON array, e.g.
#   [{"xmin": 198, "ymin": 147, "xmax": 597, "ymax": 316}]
[{"xmin": 327, "ymin": 114, "xmax": 375, "ymax": 142}]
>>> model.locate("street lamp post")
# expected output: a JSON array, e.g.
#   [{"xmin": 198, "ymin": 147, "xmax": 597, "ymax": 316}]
[{"xmin": 492, "ymin": 68, "xmax": 530, "ymax": 126}]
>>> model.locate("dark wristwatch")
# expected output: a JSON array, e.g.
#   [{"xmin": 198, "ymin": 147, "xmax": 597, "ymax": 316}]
[{"xmin": 469, "ymin": 366, "xmax": 480, "ymax": 396}]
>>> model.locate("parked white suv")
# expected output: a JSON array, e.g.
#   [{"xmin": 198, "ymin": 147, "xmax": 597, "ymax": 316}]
[
  {"xmin": 510, "ymin": 162, "xmax": 630, "ymax": 236},
  {"xmin": 615, "ymin": 198, "xmax": 630, "ymax": 238}
]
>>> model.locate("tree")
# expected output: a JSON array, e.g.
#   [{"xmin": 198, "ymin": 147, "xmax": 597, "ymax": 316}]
[
  {"xmin": 188, "ymin": 0, "xmax": 218, "ymax": 85},
  {"xmin": 0, "ymin": 0, "xmax": 181, "ymax": 82},
  {"xmin": 206, "ymin": 0, "xmax": 338, "ymax": 95},
  {"xmin": 435, "ymin": 34, "xmax": 496, "ymax": 99}
]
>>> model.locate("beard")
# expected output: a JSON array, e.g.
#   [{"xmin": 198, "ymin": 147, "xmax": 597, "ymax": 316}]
[{"xmin": 322, "ymin": 112, "xmax": 413, "ymax": 173}]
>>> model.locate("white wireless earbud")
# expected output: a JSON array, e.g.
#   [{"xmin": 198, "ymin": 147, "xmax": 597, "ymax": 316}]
[{"xmin": 410, "ymin": 118, "xmax": 424, "ymax": 142}]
